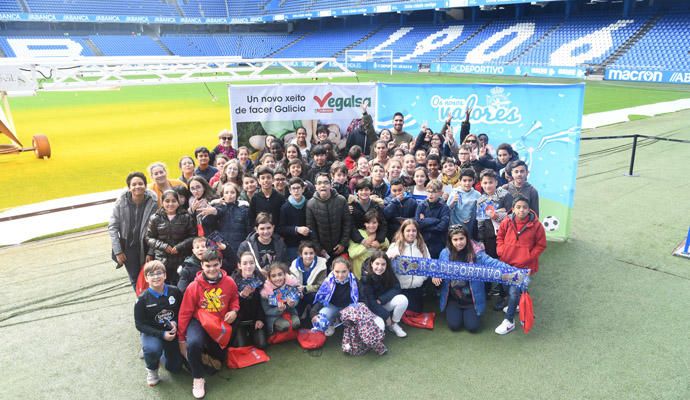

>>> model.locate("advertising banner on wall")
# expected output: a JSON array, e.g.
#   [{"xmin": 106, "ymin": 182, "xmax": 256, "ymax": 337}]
[
  {"xmin": 376, "ymin": 83, "xmax": 585, "ymax": 240},
  {"xmin": 228, "ymin": 83, "xmax": 376, "ymax": 154}
]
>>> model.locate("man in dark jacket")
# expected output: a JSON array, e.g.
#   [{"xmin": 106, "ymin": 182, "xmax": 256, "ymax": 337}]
[
  {"xmin": 306, "ymin": 173, "xmax": 352, "ymax": 259},
  {"xmin": 343, "ymin": 100, "xmax": 377, "ymax": 157}
]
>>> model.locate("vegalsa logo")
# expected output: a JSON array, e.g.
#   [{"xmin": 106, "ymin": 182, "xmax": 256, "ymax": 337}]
[
  {"xmin": 430, "ymin": 88, "xmax": 522, "ymax": 125},
  {"xmin": 313, "ymin": 91, "xmax": 372, "ymax": 113}
]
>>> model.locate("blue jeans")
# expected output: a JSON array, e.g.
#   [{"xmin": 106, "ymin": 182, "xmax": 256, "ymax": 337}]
[
  {"xmin": 445, "ymin": 303, "xmax": 480, "ymax": 333},
  {"xmin": 315, "ymin": 304, "xmax": 344, "ymax": 330},
  {"xmin": 141, "ymin": 333, "xmax": 182, "ymax": 372},
  {"xmin": 505, "ymin": 285, "xmax": 522, "ymax": 323},
  {"xmin": 186, "ymin": 318, "xmax": 225, "ymax": 379}
]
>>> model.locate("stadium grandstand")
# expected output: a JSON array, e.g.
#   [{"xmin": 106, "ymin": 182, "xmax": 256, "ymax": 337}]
[{"xmin": 0, "ymin": 0, "xmax": 688, "ymax": 83}]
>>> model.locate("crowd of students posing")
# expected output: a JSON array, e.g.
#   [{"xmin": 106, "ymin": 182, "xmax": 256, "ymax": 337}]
[{"xmin": 109, "ymin": 106, "xmax": 547, "ymax": 398}]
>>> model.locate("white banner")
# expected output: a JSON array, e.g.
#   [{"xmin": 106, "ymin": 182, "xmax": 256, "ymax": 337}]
[{"xmin": 228, "ymin": 83, "xmax": 376, "ymax": 153}]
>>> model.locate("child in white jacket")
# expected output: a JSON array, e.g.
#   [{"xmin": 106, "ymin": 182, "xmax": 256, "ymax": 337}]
[{"xmin": 386, "ymin": 219, "xmax": 430, "ymax": 312}]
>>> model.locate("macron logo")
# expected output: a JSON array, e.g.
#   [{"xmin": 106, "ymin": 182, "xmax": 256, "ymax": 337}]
[{"xmin": 313, "ymin": 92, "xmax": 333, "ymax": 108}]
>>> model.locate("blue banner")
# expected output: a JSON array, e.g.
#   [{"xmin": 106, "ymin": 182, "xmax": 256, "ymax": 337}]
[
  {"xmin": 431, "ymin": 63, "xmax": 585, "ymax": 79},
  {"xmin": 0, "ymin": 1, "xmax": 564, "ymax": 25},
  {"xmin": 392, "ymin": 256, "xmax": 530, "ymax": 289},
  {"xmin": 376, "ymin": 83, "xmax": 585, "ymax": 240},
  {"xmin": 605, "ymin": 68, "xmax": 690, "ymax": 85}
]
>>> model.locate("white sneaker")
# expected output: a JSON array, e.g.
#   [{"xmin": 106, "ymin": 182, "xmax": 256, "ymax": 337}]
[
  {"xmin": 495, "ymin": 319, "xmax": 515, "ymax": 335},
  {"xmin": 146, "ymin": 368, "xmax": 160, "ymax": 386},
  {"xmin": 389, "ymin": 323, "xmax": 407, "ymax": 338},
  {"xmin": 192, "ymin": 378, "xmax": 205, "ymax": 399},
  {"xmin": 502, "ymin": 304, "xmax": 520, "ymax": 313},
  {"xmin": 324, "ymin": 325, "xmax": 335, "ymax": 337}
]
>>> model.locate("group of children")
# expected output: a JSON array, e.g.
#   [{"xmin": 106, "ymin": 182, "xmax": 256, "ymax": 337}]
[{"xmin": 121, "ymin": 107, "xmax": 547, "ymax": 398}]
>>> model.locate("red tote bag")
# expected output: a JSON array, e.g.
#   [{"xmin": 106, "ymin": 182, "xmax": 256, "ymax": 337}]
[
  {"xmin": 195, "ymin": 309, "xmax": 233, "ymax": 348},
  {"xmin": 135, "ymin": 265, "xmax": 148, "ymax": 296},
  {"xmin": 297, "ymin": 329, "xmax": 326, "ymax": 350},
  {"xmin": 267, "ymin": 312, "xmax": 298, "ymax": 344},
  {"xmin": 226, "ymin": 346, "xmax": 270, "ymax": 369},
  {"xmin": 401, "ymin": 310, "xmax": 436, "ymax": 330}
]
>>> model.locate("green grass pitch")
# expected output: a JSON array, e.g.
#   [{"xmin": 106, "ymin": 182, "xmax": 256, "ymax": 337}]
[{"xmin": 1, "ymin": 72, "xmax": 689, "ymax": 209}]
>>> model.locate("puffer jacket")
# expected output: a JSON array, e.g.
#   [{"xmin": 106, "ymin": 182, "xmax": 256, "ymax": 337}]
[
  {"xmin": 496, "ymin": 210, "xmax": 546, "ymax": 273},
  {"xmin": 108, "ymin": 189, "xmax": 158, "ymax": 262},
  {"xmin": 203, "ymin": 201, "xmax": 250, "ymax": 254},
  {"xmin": 415, "ymin": 199, "xmax": 450, "ymax": 258},
  {"xmin": 306, "ymin": 189, "xmax": 352, "ymax": 255},
  {"xmin": 145, "ymin": 209, "xmax": 196, "ymax": 262},
  {"xmin": 387, "ymin": 241, "xmax": 429, "ymax": 289},
  {"xmin": 340, "ymin": 303, "xmax": 387, "ymax": 356}
]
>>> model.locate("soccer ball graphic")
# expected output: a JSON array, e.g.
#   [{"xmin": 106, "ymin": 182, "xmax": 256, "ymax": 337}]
[{"xmin": 542, "ymin": 216, "xmax": 559, "ymax": 232}]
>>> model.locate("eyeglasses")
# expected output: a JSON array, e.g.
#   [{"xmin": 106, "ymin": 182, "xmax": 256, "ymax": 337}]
[
  {"xmin": 220, "ymin": 137, "xmax": 232, "ymax": 141},
  {"xmin": 275, "ymin": 177, "xmax": 286, "ymax": 182},
  {"xmin": 146, "ymin": 271, "xmax": 165, "ymax": 278},
  {"xmin": 465, "ymin": 140, "xmax": 477, "ymax": 144}
]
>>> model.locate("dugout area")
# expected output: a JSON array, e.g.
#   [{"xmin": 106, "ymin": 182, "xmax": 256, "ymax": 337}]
[{"xmin": 1, "ymin": 109, "xmax": 688, "ymax": 399}]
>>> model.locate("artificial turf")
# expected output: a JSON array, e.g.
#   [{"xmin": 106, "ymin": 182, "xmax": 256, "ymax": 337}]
[
  {"xmin": 1, "ymin": 109, "xmax": 689, "ymax": 399},
  {"xmin": 1, "ymin": 72, "xmax": 690, "ymax": 210}
]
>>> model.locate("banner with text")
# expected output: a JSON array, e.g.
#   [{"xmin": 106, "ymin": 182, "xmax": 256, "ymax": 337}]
[
  {"xmin": 228, "ymin": 83, "xmax": 376, "ymax": 154},
  {"xmin": 376, "ymin": 83, "xmax": 585, "ymax": 240}
]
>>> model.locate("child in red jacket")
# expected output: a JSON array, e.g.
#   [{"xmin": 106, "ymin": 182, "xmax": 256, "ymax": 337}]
[
  {"xmin": 494, "ymin": 196, "xmax": 546, "ymax": 335},
  {"xmin": 177, "ymin": 250, "xmax": 240, "ymax": 399}
]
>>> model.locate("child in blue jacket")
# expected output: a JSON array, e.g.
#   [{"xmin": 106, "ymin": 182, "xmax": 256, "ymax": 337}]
[
  {"xmin": 432, "ymin": 225, "xmax": 514, "ymax": 333},
  {"xmin": 415, "ymin": 180, "xmax": 450, "ymax": 258}
]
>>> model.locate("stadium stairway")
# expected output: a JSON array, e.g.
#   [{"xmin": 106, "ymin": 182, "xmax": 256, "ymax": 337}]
[
  {"xmin": 508, "ymin": 21, "xmax": 563, "ymax": 65},
  {"xmin": 334, "ymin": 25, "xmax": 385, "ymax": 59},
  {"xmin": 266, "ymin": 33, "xmax": 308, "ymax": 58},
  {"xmin": 83, "ymin": 38, "xmax": 104, "ymax": 56},
  {"xmin": 16, "ymin": 0, "xmax": 29, "ymax": 12},
  {"xmin": 172, "ymin": 0, "xmax": 186, "ymax": 17},
  {"xmin": 435, "ymin": 21, "xmax": 490, "ymax": 63},
  {"xmin": 153, "ymin": 37, "xmax": 174, "ymax": 55},
  {"xmin": 601, "ymin": 14, "xmax": 662, "ymax": 69}
]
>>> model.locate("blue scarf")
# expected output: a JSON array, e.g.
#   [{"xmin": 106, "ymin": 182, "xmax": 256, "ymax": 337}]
[
  {"xmin": 288, "ymin": 195, "xmax": 306, "ymax": 209},
  {"xmin": 313, "ymin": 272, "xmax": 359, "ymax": 306},
  {"xmin": 392, "ymin": 256, "xmax": 530, "ymax": 290},
  {"xmin": 296, "ymin": 256, "xmax": 317, "ymax": 286}
]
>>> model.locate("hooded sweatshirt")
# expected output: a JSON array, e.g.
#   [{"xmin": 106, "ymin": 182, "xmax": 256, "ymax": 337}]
[{"xmin": 177, "ymin": 270, "xmax": 239, "ymax": 342}]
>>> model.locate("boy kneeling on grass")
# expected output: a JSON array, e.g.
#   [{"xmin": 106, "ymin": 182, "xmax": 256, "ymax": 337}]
[
  {"xmin": 134, "ymin": 260, "xmax": 183, "ymax": 387},
  {"xmin": 177, "ymin": 250, "xmax": 240, "ymax": 399},
  {"xmin": 494, "ymin": 196, "xmax": 546, "ymax": 335}
]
